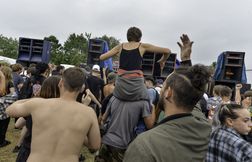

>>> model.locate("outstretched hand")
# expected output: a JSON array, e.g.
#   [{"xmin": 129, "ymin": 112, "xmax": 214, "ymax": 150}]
[{"xmin": 177, "ymin": 34, "xmax": 193, "ymax": 61}]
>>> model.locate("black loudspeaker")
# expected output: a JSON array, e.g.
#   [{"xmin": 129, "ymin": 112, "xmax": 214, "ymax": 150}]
[
  {"xmin": 142, "ymin": 53, "xmax": 177, "ymax": 79},
  {"xmin": 142, "ymin": 52, "xmax": 155, "ymax": 76},
  {"xmin": 219, "ymin": 51, "xmax": 245, "ymax": 82},
  {"xmin": 87, "ymin": 39, "xmax": 105, "ymax": 66},
  {"xmin": 240, "ymin": 84, "xmax": 251, "ymax": 94},
  {"xmin": 155, "ymin": 53, "xmax": 176, "ymax": 78},
  {"xmin": 17, "ymin": 38, "xmax": 51, "ymax": 67}
]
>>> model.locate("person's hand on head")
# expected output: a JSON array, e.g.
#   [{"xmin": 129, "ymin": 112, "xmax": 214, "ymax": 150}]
[{"xmin": 177, "ymin": 34, "xmax": 194, "ymax": 61}]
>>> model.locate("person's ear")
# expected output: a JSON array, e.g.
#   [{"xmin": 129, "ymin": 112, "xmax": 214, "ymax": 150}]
[
  {"xmin": 226, "ymin": 118, "xmax": 233, "ymax": 127},
  {"xmin": 165, "ymin": 87, "xmax": 173, "ymax": 102}
]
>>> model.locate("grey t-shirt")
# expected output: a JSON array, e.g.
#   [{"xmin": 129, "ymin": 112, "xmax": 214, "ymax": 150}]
[{"xmin": 102, "ymin": 96, "xmax": 151, "ymax": 149}]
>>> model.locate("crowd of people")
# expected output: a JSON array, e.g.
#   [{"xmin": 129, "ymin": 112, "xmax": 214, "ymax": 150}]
[{"xmin": 0, "ymin": 26, "xmax": 252, "ymax": 162}]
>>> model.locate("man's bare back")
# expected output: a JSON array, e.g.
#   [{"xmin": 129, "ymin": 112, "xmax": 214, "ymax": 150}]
[
  {"xmin": 26, "ymin": 98, "xmax": 100, "ymax": 162},
  {"xmin": 7, "ymin": 67, "xmax": 101, "ymax": 162},
  {"xmin": 10, "ymin": 97, "xmax": 100, "ymax": 162}
]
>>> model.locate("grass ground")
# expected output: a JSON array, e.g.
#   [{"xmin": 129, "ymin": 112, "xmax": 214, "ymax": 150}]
[
  {"xmin": 0, "ymin": 118, "xmax": 20, "ymax": 162},
  {"xmin": 0, "ymin": 118, "xmax": 95, "ymax": 162}
]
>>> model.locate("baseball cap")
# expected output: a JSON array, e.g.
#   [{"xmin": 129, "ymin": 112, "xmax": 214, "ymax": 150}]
[{"xmin": 92, "ymin": 64, "xmax": 100, "ymax": 72}]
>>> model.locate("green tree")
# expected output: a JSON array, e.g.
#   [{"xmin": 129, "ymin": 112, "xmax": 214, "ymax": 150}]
[
  {"xmin": 85, "ymin": 32, "xmax": 92, "ymax": 40},
  {"xmin": 209, "ymin": 61, "xmax": 217, "ymax": 75},
  {"xmin": 0, "ymin": 35, "xmax": 18, "ymax": 59},
  {"xmin": 63, "ymin": 33, "xmax": 88, "ymax": 65},
  {"xmin": 100, "ymin": 35, "xmax": 120, "ymax": 49},
  {"xmin": 44, "ymin": 35, "xmax": 64, "ymax": 65}
]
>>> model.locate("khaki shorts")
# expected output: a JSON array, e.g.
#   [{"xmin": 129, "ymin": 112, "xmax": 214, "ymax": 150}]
[{"xmin": 96, "ymin": 144, "xmax": 126, "ymax": 162}]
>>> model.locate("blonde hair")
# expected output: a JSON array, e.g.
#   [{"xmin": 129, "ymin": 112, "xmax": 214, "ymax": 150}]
[
  {"xmin": 0, "ymin": 70, "xmax": 6, "ymax": 96},
  {"xmin": 0, "ymin": 66, "xmax": 13, "ymax": 83}
]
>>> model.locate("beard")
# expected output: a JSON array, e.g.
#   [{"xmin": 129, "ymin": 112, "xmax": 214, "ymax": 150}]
[{"xmin": 157, "ymin": 96, "xmax": 165, "ymax": 111}]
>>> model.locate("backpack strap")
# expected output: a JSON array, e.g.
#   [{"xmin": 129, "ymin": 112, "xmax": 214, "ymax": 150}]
[{"xmin": 151, "ymin": 87, "xmax": 159, "ymax": 105}]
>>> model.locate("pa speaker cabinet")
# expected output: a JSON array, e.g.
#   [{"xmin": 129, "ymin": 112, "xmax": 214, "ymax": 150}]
[
  {"xmin": 142, "ymin": 53, "xmax": 176, "ymax": 78},
  {"xmin": 87, "ymin": 39, "xmax": 106, "ymax": 65},
  {"xmin": 155, "ymin": 53, "xmax": 177, "ymax": 78},
  {"xmin": 219, "ymin": 51, "xmax": 245, "ymax": 82},
  {"xmin": 142, "ymin": 52, "xmax": 155, "ymax": 76},
  {"xmin": 17, "ymin": 37, "xmax": 51, "ymax": 67}
]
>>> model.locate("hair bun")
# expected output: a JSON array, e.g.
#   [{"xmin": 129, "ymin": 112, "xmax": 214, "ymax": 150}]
[{"xmin": 188, "ymin": 64, "xmax": 211, "ymax": 92}]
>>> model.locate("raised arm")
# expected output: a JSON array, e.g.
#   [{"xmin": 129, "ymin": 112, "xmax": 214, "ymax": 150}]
[
  {"xmin": 235, "ymin": 84, "xmax": 242, "ymax": 105},
  {"xmin": 6, "ymin": 98, "xmax": 39, "ymax": 117},
  {"xmin": 177, "ymin": 34, "xmax": 194, "ymax": 61},
  {"xmin": 86, "ymin": 89, "xmax": 102, "ymax": 108},
  {"xmin": 141, "ymin": 43, "xmax": 171, "ymax": 69},
  {"xmin": 99, "ymin": 44, "xmax": 121, "ymax": 61}
]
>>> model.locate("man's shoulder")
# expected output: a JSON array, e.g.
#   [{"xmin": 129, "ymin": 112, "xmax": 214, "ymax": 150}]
[
  {"xmin": 130, "ymin": 131, "xmax": 152, "ymax": 150},
  {"xmin": 213, "ymin": 128, "xmax": 252, "ymax": 159},
  {"xmin": 147, "ymin": 87, "xmax": 156, "ymax": 92},
  {"xmin": 63, "ymin": 100, "xmax": 93, "ymax": 112},
  {"xmin": 71, "ymin": 103, "xmax": 97, "ymax": 118},
  {"xmin": 147, "ymin": 88, "xmax": 156, "ymax": 95},
  {"xmin": 131, "ymin": 127, "xmax": 173, "ymax": 153},
  {"xmin": 213, "ymin": 127, "xmax": 245, "ymax": 145},
  {"xmin": 34, "ymin": 99, "xmax": 96, "ymax": 120},
  {"xmin": 137, "ymin": 126, "xmax": 166, "ymax": 142},
  {"xmin": 29, "ymin": 98, "xmax": 58, "ymax": 110},
  {"xmin": 29, "ymin": 97, "xmax": 47, "ymax": 103}
]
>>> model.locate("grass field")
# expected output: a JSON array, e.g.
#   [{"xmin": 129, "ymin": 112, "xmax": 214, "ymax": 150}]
[
  {"xmin": 0, "ymin": 118, "xmax": 95, "ymax": 162},
  {"xmin": 0, "ymin": 118, "xmax": 20, "ymax": 162}
]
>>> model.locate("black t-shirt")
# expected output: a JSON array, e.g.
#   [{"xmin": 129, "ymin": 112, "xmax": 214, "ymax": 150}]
[
  {"xmin": 86, "ymin": 75, "xmax": 104, "ymax": 101},
  {"xmin": 31, "ymin": 75, "xmax": 46, "ymax": 85}
]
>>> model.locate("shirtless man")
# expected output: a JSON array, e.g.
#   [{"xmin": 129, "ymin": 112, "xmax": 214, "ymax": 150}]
[{"xmin": 6, "ymin": 67, "xmax": 101, "ymax": 162}]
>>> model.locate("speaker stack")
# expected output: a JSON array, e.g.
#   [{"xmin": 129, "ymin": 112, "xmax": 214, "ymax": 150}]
[
  {"xmin": 142, "ymin": 52, "xmax": 177, "ymax": 80},
  {"xmin": 17, "ymin": 37, "xmax": 51, "ymax": 67},
  {"xmin": 214, "ymin": 51, "xmax": 250, "ymax": 98},
  {"xmin": 87, "ymin": 39, "xmax": 106, "ymax": 66}
]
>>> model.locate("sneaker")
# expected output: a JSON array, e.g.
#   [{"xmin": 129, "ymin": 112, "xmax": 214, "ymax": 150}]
[
  {"xmin": 0, "ymin": 140, "xmax": 11, "ymax": 148},
  {"xmin": 12, "ymin": 145, "xmax": 21, "ymax": 153}
]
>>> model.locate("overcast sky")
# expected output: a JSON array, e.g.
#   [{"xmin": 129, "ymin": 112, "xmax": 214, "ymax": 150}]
[{"xmin": 0, "ymin": 0, "xmax": 251, "ymax": 83}]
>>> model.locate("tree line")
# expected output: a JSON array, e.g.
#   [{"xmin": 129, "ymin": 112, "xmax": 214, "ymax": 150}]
[{"xmin": 0, "ymin": 33, "xmax": 120, "ymax": 65}]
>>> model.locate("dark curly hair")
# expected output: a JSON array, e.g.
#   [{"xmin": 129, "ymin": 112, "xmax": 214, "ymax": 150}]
[
  {"xmin": 127, "ymin": 27, "xmax": 142, "ymax": 42},
  {"xmin": 35, "ymin": 62, "xmax": 49, "ymax": 74},
  {"xmin": 164, "ymin": 64, "xmax": 211, "ymax": 110}
]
